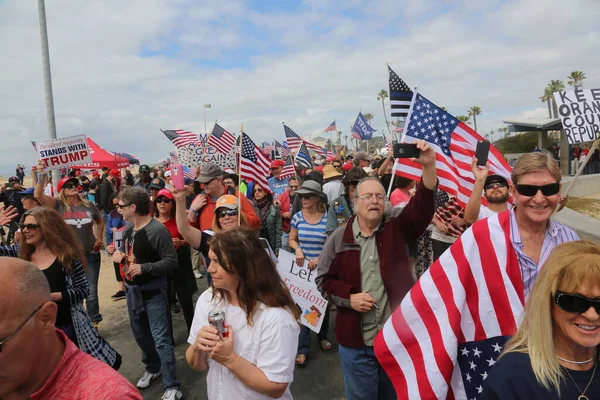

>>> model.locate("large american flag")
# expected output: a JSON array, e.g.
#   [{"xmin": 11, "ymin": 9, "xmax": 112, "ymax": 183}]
[
  {"xmin": 295, "ymin": 142, "xmax": 313, "ymax": 169},
  {"xmin": 284, "ymin": 124, "xmax": 302, "ymax": 152},
  {"xmin": 374, "ymin": 211, "xmax": 524, "ymax": 399},
  {"xmin": 324, "ymin": 120, "xmax": 337, "ymax": 132},
  {"xmin": 162, "ymin": 129, "xmax": 201, "ymax": 148},
  {"xmin": 389, "ymin": 66, "xmax": 413, "ymax": 118},
  {"xmin": 240, "ymin": 133, "xmax": 270, "ymax": 191},
  {"xmin": 394, "ymin": 93, "xmax": 512, "ymax": 207},
  {"xmin": 280, "ymin": 155, "xmax": 296, "ymax": 179},
  {"xmin": 209, "ymin": 123, "xmax": 236, "ymax": 154}
]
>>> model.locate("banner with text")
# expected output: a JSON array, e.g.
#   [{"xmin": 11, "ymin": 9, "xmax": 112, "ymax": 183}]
[
  {"xmin": 277, "ymin": 250, "xmax": 328, "ymax": 333},
  {"xmin": 36, "ymin": 134, "xmax": 91, "ymax": 170},
  {"xmin": 554, "ymin": 89, "xmax": 600, "ymax": 144},
  {"xmin": 174, "ymin": 133, "xmax": 236, "ymax": 169}
]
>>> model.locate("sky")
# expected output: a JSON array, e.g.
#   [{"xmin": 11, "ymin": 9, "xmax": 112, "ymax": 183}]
[{"xmin": 1, "ymin": 0, "xmax": 599, "ymax": 174}]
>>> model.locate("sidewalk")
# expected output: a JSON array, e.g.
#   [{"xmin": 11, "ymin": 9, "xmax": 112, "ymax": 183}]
[{"xmin": 554, "ymin": 207, "xmax": 600, "ymax": 242}]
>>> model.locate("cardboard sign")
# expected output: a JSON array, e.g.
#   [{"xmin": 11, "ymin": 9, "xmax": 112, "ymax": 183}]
[
  {"xmin": 36, "ymin": 134, "xmax": 92, "ymax": 170},
  {"xmin": 553, "ymin": 89, "xmax": 600, "ymax": 144},
  {"xmin": 277, "ymin": 250, "xmax": 328, "ymax": 333},
  {"xmin": 174, "ymin": 133, "xmax": 236, "ymax": 169},
  {"xmin": 113, "ymin": 230, "xmax": 124, "ymax": 250}
]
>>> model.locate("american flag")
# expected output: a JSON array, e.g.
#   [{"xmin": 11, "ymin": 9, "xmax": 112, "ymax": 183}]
[
  {"xmin": 374, "ymin": 211, "xmax": 524, "ymax": 399},
  {"xmin": 181, "ymin": 165, "xmax": 196, "ymax": 179},
  {"xmin": 284, "ymin": 124, "xmax": 302, "ymax": 152},
  {"xmin": 240, "ymin": 133, "xmax": 270, "ymax": 191},
  {"xmin": 162, "ymin": 129, "xmax": 201, "ymax": 148},
  {"xmin": 389, "ymin": 66, "xmax": 413, "ymax": 118},
  {"xmin": 324, "ymin": 120, "xmax": 337, "ymax": 132},
  {"xmin": 208, "ymin": 123, "xmax": 236, "ymax": 154},
  {"xmin": 383, "ymin": 134, "xmax": 392, "ymax": 151},
  {"xmin": 394, "ymin": 93, "xmax": 512, "ymax": 208},
  {"xmin": 280, "ymin": 155, "xmax": 296, "ymax": 179},
  {"xmin": 295, "ymin": 142, "xmax": 313, "ymax": 169},
  {"xmin": 274, "ymin": 140, "xmax": 290, "ymax": 159}
]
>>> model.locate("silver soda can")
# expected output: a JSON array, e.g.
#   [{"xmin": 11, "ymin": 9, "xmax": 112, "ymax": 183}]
[{"xmin": 208, "ymin": 309, "xmax": 229, "ymax": 339}]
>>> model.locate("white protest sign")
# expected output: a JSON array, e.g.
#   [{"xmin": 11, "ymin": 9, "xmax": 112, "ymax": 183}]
[
  {"xmin": 553, "ymin": 89, "xmax": 600, "ymax": 144},
  {"xmin": 113, "ymin": 230, "xmax": 124, "ymax": 250},
  {"xmin": 172, "ymin": 133, "xmax": 236, "ymax": 169},
  {"xmin": 276, "ymin": 250, "xmax": 328, "ymax": 333},
  {"xmin": 36, "ymin": 134, "xmax": 92, "ymax": 170},
  {"xmin": 169, "ymin": 151, "xmax": 179, "ymax": 163}
]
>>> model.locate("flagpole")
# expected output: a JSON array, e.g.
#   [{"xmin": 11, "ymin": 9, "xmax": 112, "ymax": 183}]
[
  {"xmin": 386, "ymin": 159, "xmax": 398, "ymax": 199},
  {"xmin": 237, "ymin": 129, "xmax": 243, "ymax": 227}
]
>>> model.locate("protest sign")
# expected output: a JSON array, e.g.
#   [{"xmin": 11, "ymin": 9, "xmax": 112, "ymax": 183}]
[
  {"xmin": 553, "ymin": 89, "xmax": 600, "ymax": 144},
  {"xmin": 36, "ymin": 134, "xmax": 91, "ymax": 170},
  {"xmin": 169, "ymin": 151, "xmax": 179, "ymax": 163},
  {"xmin": 277, "ymin": 250, "xmax": 328, "ymax": 333},
  {"xmin": 173, "ymin": 133, "xmax": 236, "ymax": 169},
  {"xmin": 113, "ymin": 230, "xmax": 124, "ymax": 250}
]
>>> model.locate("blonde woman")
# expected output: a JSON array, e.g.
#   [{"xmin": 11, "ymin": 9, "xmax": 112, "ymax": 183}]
[
  {"xmin": 482, "ymin": 240, "xmax": 600, "ymax": 399},
  {"xmin": 35, "ymin": 168, "xmax": 105, "ymax": 327}
]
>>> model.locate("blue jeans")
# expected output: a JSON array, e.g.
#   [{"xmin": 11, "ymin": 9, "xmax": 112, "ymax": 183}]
[
  {"xmin": 298, "ymin": 309, "xmax": 329, "ymax": 356},
  {"xmin": 127, "ymin": 293, "xmax": 180, "ymax": 391},
  {"xmin": 338, "ymin": 344, "xmax": 396, "ymax": 400},
  {"xmin": 281, "ymin": 231, "xmax": 291, "ymax": 252},
  {"xmin": 85, "ymin": 251, "xmax": 102, "ymax": 323}
]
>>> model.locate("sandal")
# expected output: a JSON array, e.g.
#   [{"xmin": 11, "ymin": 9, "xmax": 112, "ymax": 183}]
[
  {"xmin": 295, "ymin": 354, "xmax": 308, "ymax": 365},
  {"xmin": 319, "ymin": 340, "xmax": 332, "ymax": 351}
]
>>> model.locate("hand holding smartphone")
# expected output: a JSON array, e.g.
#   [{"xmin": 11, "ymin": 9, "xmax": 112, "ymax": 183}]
[
  {"xmin": 475, "ymin": 141, "xmax": 490, "ymax": 166},
  {"xmin": 394, "ymin": 143, "xmax": 420, "ymax": 159},
  {"xmin": 171, "ymin": 164, "xmax": 185, "ymax": 191}
]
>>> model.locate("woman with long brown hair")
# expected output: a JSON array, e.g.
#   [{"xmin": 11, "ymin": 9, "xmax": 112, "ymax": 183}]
[
  {"xmin": 186, "ymin": 227, "xmax": 300, "ymax": 399},
  {"xmin": 0, "ymin": 206, "xmax": 121, "ymax": 369}
]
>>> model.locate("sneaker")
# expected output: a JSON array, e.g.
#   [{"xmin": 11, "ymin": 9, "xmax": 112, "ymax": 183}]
[
  {"xmin": 136, "ymin": 371, "xmax": 161, "ymax": 389},
  {"xmin": 111, "ymin": 290, "xmax": 126, "ymax": 300},
  {"xmin": 194, "ymin": 271, "xmax": 203, "ymax": 279},
  {"xmin": 162, "ymin": 388, "xmax": 183, "ymax": 400},
  {"xmin": 171, "ymin": 303, "xmax": 181, "ymax": 313}
]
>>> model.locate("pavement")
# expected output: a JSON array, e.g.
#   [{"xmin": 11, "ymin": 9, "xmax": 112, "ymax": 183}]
[{"xmin": 554, "ymin": 206, "xmax": 600, "ymax": 242}]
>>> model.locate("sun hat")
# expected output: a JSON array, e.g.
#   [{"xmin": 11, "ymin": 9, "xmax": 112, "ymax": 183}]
[
  {"xmin": 295, "ymin": 180, "xmax": 327, "ymax": 202},
  {"xmin": 322, "ymin": 164, "xmax": 342, "ymax": 180}
]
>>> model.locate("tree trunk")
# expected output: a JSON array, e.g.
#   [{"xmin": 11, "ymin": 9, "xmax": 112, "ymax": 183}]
[
  {"xmin": 473, "ymin": 115, "xmax": 478, "ymax": 132},
  {"xmin": 554, "ymin": 98, "xmax": 570, "ymax": 175},
  {"xmin": 381, "ymin": 99, "xmax": 395, "ymax": 142},
  {"xmin": 547, "ymin": 100, "xmax": 552, "ymax": 118}
]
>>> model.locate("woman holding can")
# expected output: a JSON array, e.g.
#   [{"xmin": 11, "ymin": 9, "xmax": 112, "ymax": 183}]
[{"xmin": 185, "ymin": 227, "xmax": 300, "ymax": 400}]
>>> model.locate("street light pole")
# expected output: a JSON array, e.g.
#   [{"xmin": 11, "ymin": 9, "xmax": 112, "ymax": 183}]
[{"xmin": 203, "ymin": 104, "xmax": 211, "ymax": 134}]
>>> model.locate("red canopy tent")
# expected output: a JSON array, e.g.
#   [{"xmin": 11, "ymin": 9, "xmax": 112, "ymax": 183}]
[{"xmin": 70, "ymin": 138, "xmax": 130, "ymax": 169}]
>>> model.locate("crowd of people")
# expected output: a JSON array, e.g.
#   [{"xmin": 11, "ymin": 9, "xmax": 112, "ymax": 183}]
[{"xmin": 0, "ymin": 143, "xmax": 598, "ymax": 400}]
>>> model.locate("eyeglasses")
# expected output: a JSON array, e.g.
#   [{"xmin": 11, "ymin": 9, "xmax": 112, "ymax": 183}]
[
  {"xmin": 289, "ymin": 185, "xmax": 298, "ymax": 189},
  {"xmin": 0, "ymin": 304, "xmax": 44, "ymax": 352},
  {"xmin": 333, "ymin": 164, "xmax": 342, "ymax": 168},
  {"xmin": 117, "ymin": 203, "xmax": 132, "ymax": 209},
  {"xmin": 19, "ymin": 223, "xmax": 39, "ymax": 231},
  {"xmin": 515, "ymin": 183, "xmax": 560, "ymax": 197},
  {"xmin": 358, "ymin": 193, "xmax": 386, "ymax": 202},
  {"xmin": 484, "ymin": 181, "xmax": 508, "ymax": 190},
  {"xmin": 555, "ymin": 291, "xmax": 600, "ymax": 315},
  {"xmin": 62, "ymin": 183, "xmax": 77, "ymax": 190},
  {"xmin": 218, "ymin": 210, "xmax": 238, "ymax": 218},
  {"xmin": 155, "ymin": 198, "xmax": 172, "ymax": 204}
]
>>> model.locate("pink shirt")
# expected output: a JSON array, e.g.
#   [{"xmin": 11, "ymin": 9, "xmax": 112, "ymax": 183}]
[
  {"xmin": 390, "ymin": 189, "xmax": 411, "ymax": 207},
  {"xmin": 31, "ymin": 330, "xmax": 142, "ymax": 400}
]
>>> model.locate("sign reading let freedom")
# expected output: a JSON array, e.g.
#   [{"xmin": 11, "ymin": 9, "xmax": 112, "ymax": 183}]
[{"xmin": 554, "ymin": 89, "xmax": 600, "ymax": 144}]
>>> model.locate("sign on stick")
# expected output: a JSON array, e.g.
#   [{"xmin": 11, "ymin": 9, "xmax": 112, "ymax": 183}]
[
  {"xmin": 36, "ymin": 134, "xmax": 92, "ymax": 170},
  {"xmin": 554, "ymin": 89, "xmax": 600, "ymax": 144}
]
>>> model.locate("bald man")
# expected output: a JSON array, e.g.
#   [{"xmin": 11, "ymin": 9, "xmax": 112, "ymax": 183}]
[{"xmin": 0, "ymin": 257, "xmax": 142, "ymax": 400}]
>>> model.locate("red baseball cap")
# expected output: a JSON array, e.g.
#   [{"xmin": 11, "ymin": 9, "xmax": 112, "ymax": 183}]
[
  {"xmin": 270, "ymin": 160, "xmax": 285, "ymax": 169},
  {"xmin": 109, "ymin": 169, "xmax": 120, "ymax": 177},
  {"xmin": 156, "ymin": 188, "xmax": 174, "ymax": 200},
  {"xmin": 92, "ymin": 171, "xmax": 100, "ymax": 177},
  {"xmin": 342, "ymin": 162, "xmax": 354, "ymax": 171},
  {"xmin": 57, "ymin": 177, "xmax": 79, "ymax": 192}
]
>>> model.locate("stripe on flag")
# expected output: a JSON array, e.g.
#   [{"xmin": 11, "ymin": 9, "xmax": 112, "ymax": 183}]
[
  {"xmin": 208, "ymin": 123, "xmax": 236, "ymax": 154},
  {"xmin": 240, "ymin": 133, "xmax": 271, "ymax": 192},
  {"xmin": 284, "ymin": 124, "xmax": 302, "ymax": 152},
  {"xmin": 389, "ymin": 66, "xmax": 413, "ymax": 118},
  {"xmin": 162, "ymin": 129, "xmax": 201, "ymax": 148}
]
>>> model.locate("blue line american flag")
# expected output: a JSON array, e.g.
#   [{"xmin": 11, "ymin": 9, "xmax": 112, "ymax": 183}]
[{"xmin": 389, "ymin": 66, "xmax": 413, "ymax": 118}]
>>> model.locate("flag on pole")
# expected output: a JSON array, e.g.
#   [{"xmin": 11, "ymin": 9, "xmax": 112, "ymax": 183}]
[
  {"xmin": 351, "ymin": 112, "xmax": 376, "ymax": 140},
  {"xmin": 393, "ymin": 93, "xmax": 512, "ymax": 207},
  {"xmin": 383, "ymin": 135, "xmax": 392, "ymax": 151},
  {"xmin": 324, "ymin": 120, "xmax": 337, "ymax": 132},
  {"xmin": 295, "ymin": 142, "xmax": 313, "ymax": 169},
  {"xmin": 240, "ymin": 133, "xmax": 271, "ymax": 191},
  {"xmin": 280, "ymin": 155, "xmax": 296, "ymax": 179},
  {"xmin": 274, "ymin": 140, "xmax": 290, "ymax": 159},
  {"xmin": 208, "ymin": 123, "xmax": 236, "ymax": 154},
  {"xmin": 374, "ymin": 211, "xmax": 524, "ymax": 400},
  {"xmin": 162, "ymin": 129, "xmax": 201, "ymax": 148},
  {"xmin": 284, "ymin": 124, "xmax": 302, "ymax": 152},
  {"xmin": 388, "ymin": 66, "xmax": 413, "ymax": 118}
]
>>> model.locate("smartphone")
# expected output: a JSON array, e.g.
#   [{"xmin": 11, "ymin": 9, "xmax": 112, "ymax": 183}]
[
  {"xmin": 171, "ymin": 164, "xmax": 185, "ymax": 191},
  {"xmin": 475, "ymin": 140, "xmax": 491, "ymax": 166},
  {"xmin": 394, "ymin": 143, "xmax": 420, "ymax": 159}
]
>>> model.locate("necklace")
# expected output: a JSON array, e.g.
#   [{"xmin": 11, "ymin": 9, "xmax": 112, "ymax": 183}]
[
  {"xmin": 556, "ymin": 354, "xmax": 597, "ymax": 365},
  {"xmin": 563, "ymin": 359, "xmax": 596, "ymax": 400}
]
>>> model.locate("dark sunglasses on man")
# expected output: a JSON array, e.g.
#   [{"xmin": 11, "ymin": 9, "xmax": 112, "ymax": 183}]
[
  {"xmin": 555, "ymin": 291, "xmax": 600, "ymax": 315},
  {"xmin": 484, "ymin": 181, "xmax": 508, "ymax": 190},
  {"xmin": 217, "ymin": 210, "xmax": 238, "ymax": 218},
  {"xmin": 515, "ymin": 182, "xmax": 560, "ymax": 197}
]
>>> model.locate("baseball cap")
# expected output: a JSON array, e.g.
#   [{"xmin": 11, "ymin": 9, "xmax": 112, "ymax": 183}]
[
  {"xmin": 156, "ymin": 188, "xmax": 174, "ymax": 200},
  {"xmin": 18, "ymin": 187, "xmax": 36, "ymax": 196},
  {"xmin": 149, "ymin": 178, "xmax": 166, "ymax": 190},
  {"xmin": 270, "ymin": 160, "xmax": 285, "ymax": 169},
  {"xmin": 109, "ymin": 169, "xmax": 120, "ymax": 177},
  {"xmin": 8, "ymin": 176, "xmax": 19, "ymax": 183},
  {"xmin": 485, "ymin": 174, "xmax": 509, "ymax": 187},
  {"xmin": 342, "ymin": 167, "xmax": 368, "ymax": 185},
  {"xmin": 214, "ymin": 194, "xmax": 239, "ymax": 211},
  {"xmin": 92, "ymin": 170, "xmax": 100, "ymax": 178},
  {"xmin": 57, "ymin": 177, "xmax": 80, "ymax": 192},
  {"xmin": 342, "ymin": 162, "xmax": 354, "ymax": 171},
  {"xmin": 184, "ymin": 177, "xmax": 195, "ymax": 185},
  {"xmin": 196, "ymin": 163, "xmax": 223, "ymax": 183},
  {"xmin": 354, "ymin": 151, "xmax": 374, "ymax": 162},
  {"xmin": 139, "ymin": 165, "xmax": 151, "ymax": 173}
]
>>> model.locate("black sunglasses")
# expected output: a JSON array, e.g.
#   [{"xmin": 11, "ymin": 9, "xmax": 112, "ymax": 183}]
[
  {"xmin": 300, "ymin": 194, "xmax": 317, "ymax": 199},
  {"xmin": 333, "ymin": 164, "xmax": 342, "ymax": 168},
  {"xmin": 218, "ymin": 210, "xmax": 238, "ymax": 218},
  {"xmin": 19, "ymin": 223, "xmax": 39, "ymax": 231},
  {"xmin": 555, "ymin": 291, "xmax": 600, "ymax": 315},
  {"xmin": 0, "ymin": 304, "xmax": 44, "ymax": 352},
  {"xmin": 116, "ymin": 203, "xmax": 131, "ymax": 209},
  {"xmin": 484, "ymin": 181, "xmax": 508, "ymax": 190},
  {"xmin": 155, "ymin": 198, "xmax": 172, "ymax": 204},
  {"xmin": 515, "ymin": 183, "xmax": 560, "ymax": 197},
  {"xmin": 62, "ymin": 183, "xmax": 77, "ymax": 190}
]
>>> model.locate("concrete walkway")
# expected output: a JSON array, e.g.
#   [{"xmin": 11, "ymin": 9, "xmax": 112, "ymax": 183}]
[{"xmin": 554, "ymin": 207, "xmax": 600, "ymax": 241}]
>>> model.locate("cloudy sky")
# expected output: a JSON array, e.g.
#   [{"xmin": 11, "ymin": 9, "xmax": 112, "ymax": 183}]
[{"xmin": 1, "ymin": 0, "xmax": 598, "ymax": 173}]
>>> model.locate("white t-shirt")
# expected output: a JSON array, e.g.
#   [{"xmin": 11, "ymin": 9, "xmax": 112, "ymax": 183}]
[
  {"xmin": 188, "ymin": 289, "xmax": 299, "ymax": 400},
  {"xmin": 322, "ymin": 180, "xmax": 344, "ymax": 204},
  {"xmin": 477, "ymin": 207, "xmax": 499, "ymax": 221}
]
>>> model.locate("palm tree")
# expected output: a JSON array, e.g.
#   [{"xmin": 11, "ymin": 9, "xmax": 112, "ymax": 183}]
[
  {"xmin": 377, "ymin": 89, "xmax": 394, "ymax": 140},
  {"xmin": 468, "ymin": 106, "xmax": 482, "ymax": 132},
  {"xmin": 498, "ymin": 127, "xmax": 509, "ymax": 139},
  {"xmin": 539, "ymin": 87, "xmax": 553, "ymax": 118},
  {"xmin": 364, "ymin": 113, "xmax": 374, "ymax": 125},
  {"xmin": 457, "ymin": 115, "xmax": 471, "ymax": 124},
  {"xmin": 336, "ymin": 130, "xmax": 342, "ymax": 145},
  {"xmin": 547, "ymin": 80, "xmax": 565, "ymax": 118},
  {"xmin": 567, "ymin": 71, "xmax": 586, "ymax": 88}
]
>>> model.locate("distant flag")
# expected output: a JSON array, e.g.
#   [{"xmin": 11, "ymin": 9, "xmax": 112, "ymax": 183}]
[
  {"xmin": 283, "ymin": 124, "xmax": 302, "ymax": 152},
  {"xmin": 351, "ymin": 112, "xmax": 376, "ymax": 140},
  {"xmin": 324, "ymin": 120, "xmax": 337, "ymax": 132},
  {"xmin": 162, "ymin": 129, "xmax": 201, "ymax": 148},
  {"xmin": 274, "ymin": 140, "xmax": 290, "ymax": 159},
  {"xmin": 240, "ymin": 133, "xmax": 271, "ymax": 192},
  {"xmin": 295, "ymin": 142, "xmax": 313, "ymax": 169},
  {"xmin": 383, "ymin": 135, "xmax": 392, "ymax": 151},
  {"xmin": 181, "ymin": 165, "xmax": 196, "ymax": 179},
  {"xmin": 388, "ymin": 66, "xmax": 413, "ymax": 118},
  {"xmin": 208, "ymin": 123, "xmax": 236, "ymax": 154},
  {"xmin": 280, "ymin": 155, "xmax": 296, "ymax": 179},
  {"xmin": 393, "ymin": 92, "xmax": 512, "ymax": 207}
]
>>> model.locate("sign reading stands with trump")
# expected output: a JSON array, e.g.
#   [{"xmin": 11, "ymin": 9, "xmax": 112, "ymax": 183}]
[
  {"xmin": 277, "ymin": 250, "xmax": 328, "ymax": 333},
  {"xmin": 553, "ymin": 88, "xmax": 600, "ymax": 144},
  {"xmin": 36, "ymin": 134, "xmax": 92, "ymax": 170}
]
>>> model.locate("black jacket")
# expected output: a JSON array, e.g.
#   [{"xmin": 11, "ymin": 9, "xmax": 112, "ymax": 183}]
[{"xmin": 98, "ymin": 177, "xmax": 114, "ymax": 214}]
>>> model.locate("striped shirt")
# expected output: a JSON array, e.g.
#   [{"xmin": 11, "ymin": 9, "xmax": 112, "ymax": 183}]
[
  {"xmin": 509, "ymin": 208, "xmax": 579, "ymax": 298},
  {"xmin": 291, "ymin": 210, "xmax": 328, "ymax": 260}
]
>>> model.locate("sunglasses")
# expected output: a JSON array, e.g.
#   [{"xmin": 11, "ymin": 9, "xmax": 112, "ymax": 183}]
[
  {"xmin": 254, "ymin": 188, "xmax": 264, "ymax": 193},
  {"xmin": 62, "ymin": 183, "xmax": 77, "ymax": 190},
  {"xmin": 0, "ymin": 304, "xmax": 43, "ymax": 352},
  {"xmin": 333, "ymin": 164, "xmax": 342, "ymax": 168},
  {"xmin": 515, "ymin": 183, "xmax": 560, "ymax": 197},
  {"xmin": 19, "ymin": 223, "xmax": 39, "ymax": 231},
  {"xmin": 300, "ymin": 194, "xmax": 317, "ymax": 200},
  {"xmin": 555, "ymin": 291, "xmax": 600, "ymax": 315},
  {"xmin": 117, "ymin": 203, "xmax": 132, "ymax": 209},
  {"xmin": 484, "ymin": 181, "xmax": 508, "ymax": 190},
  {"xmin": 218, "ymin": 210, "xmax": 238, "ymax": 218},
  {"xmin": 155, "ymin": 198, "xmax": 172, "ymax": 204}
]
